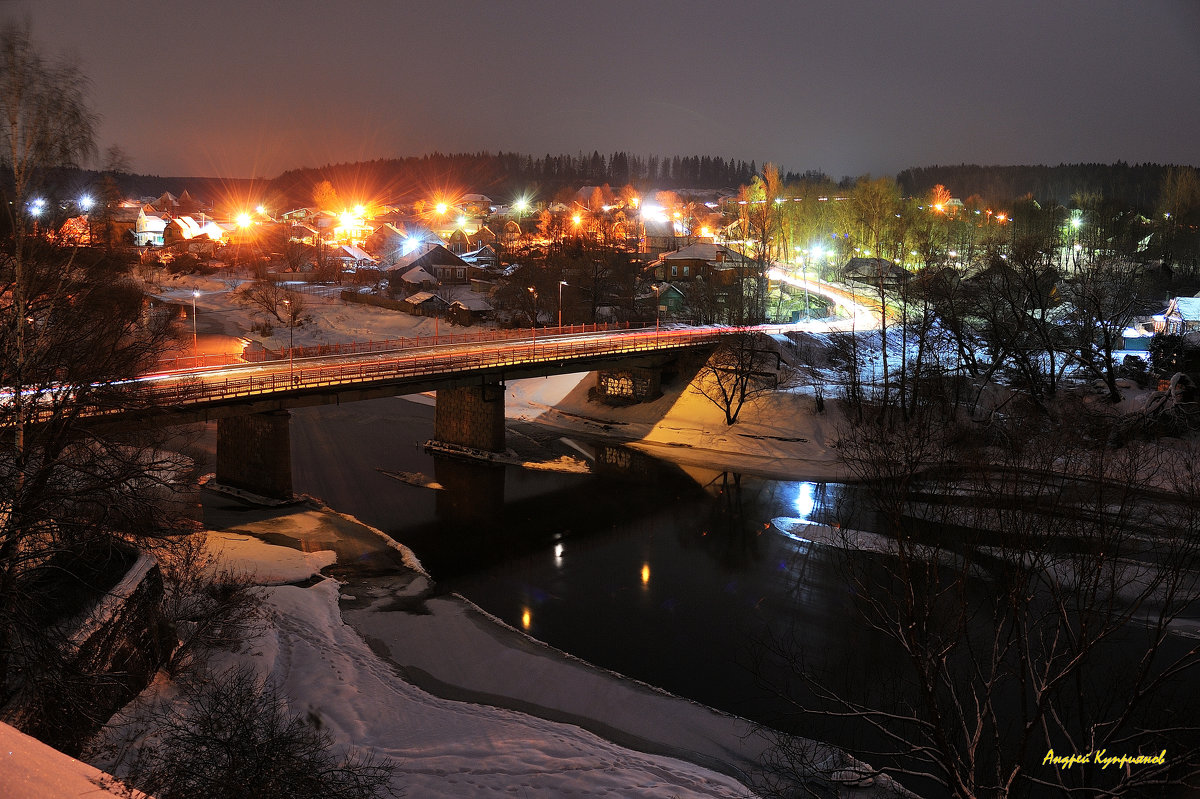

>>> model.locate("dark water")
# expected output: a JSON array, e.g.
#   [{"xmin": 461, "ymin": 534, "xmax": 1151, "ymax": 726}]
[
  {"xmin": 288, "ymin": 396, "xmax": 885, "ymax": 735},
  {"xmin": 287, "ymin": 396, "xmax": 1199, "ymax": 797}
]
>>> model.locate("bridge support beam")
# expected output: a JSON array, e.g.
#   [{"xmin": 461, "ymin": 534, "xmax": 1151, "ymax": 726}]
[
  {"xmin": 215, "ymin": 410, "xmax": 293, "ymax": 500},
  {"xmin": 434, "ymin": 381, "xmax": 506, "ymax": 452}
]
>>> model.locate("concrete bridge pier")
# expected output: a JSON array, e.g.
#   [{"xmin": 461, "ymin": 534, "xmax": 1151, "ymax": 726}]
[
  {"xmin": 215, "ymin": 410, "xmax": 293, "ymax": 500},
  {"xmin": 433, "ymin": 380, "xmax": 506, "ymax": 452}
]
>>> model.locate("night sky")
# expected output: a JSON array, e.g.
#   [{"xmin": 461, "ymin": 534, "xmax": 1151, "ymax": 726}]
[{"xmin": 9, "ymin": 0, "xmax": 1199, "ymax": 180}]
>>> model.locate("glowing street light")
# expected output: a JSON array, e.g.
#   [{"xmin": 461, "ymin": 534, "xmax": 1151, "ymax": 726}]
[
  {"xmin": 435, "ymin": 202, "xmax": 448, "ymax": 215},
  {"xmin": 78, "ymin": 194, "xmax": 94, "ymax": 211},
  {"xmin": 236, "ymin": 212, "xmax": 253, "ymax": 229}
]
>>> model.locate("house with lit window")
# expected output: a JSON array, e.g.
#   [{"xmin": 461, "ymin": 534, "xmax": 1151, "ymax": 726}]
[
  {"xmin": 652, "ymin": 242, "xmax": 753, "ymax": 283},
  {"xmin": 385, "ymin": 243, "xmax": 471, "ymax": 287},
  {"xmin": 133, "ymin": 207, "xmax": 168, "ymax": 246}
]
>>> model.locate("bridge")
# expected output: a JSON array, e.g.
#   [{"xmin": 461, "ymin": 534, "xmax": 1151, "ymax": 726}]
[{"xmin": 90, "ymin": 324, "xmax": 725, "ymax": 499}]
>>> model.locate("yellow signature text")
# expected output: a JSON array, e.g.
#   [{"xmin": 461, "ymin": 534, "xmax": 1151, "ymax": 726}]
[{"xmin": 1042, "ymin": 749, "xmax": 1167, "ymax": 771}]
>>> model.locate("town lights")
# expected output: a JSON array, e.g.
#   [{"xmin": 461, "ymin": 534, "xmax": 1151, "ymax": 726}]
[
  {"xmin": 435, "ymin": 202, "xmax": 448, "ymax": 215},
  {"xmin": 236, "ymin": 212, "xmax": 253, "ymax": 228}
]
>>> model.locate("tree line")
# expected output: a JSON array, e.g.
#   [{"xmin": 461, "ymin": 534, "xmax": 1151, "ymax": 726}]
[{"xmin": 897, "ymin": 162, "xmax": 1190, "ymax": 211}]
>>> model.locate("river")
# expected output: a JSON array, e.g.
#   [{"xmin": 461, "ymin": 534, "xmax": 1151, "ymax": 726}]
[
  {"xmin": 287, "ymin": 394, "xmax": 900, "ymax": 754},
  {"xmin": 285, "ymin": 393, "xmax": 1200, "ymax": 798}
]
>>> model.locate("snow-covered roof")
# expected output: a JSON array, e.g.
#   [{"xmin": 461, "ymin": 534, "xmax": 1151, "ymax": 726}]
[
  {"xmin": 405, "ymin": 291, "xmax": 448, "ymax": 306},
  {"xmin": 663, "ymin": 242, "xmax": 742, "ymax": 261},
  {"xmin": 400, "ymin": 266, "xmax": 438, "ymax": 284},
  {"xmin": 1172, "ymin": 296, "xmax": 1200, "ymax": 320},
  {"xmin": 339, "ymin": 244, "xmax": 376, "ymax": 262},
  {"xmin": 450, "ymin": 294, "xmax": 493, "ymax": 311}
]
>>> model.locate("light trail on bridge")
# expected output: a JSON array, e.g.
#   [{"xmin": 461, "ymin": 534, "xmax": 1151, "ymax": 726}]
[{"xmin": 85, "ymin": 326, "xmax": 729, "ymax": 418}]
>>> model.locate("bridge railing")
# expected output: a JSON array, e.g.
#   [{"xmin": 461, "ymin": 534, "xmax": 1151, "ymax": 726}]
[
  {"xmin": 113, "ymin": 327, "xmax": 725, "ymax": 414},
  {"xmin": 275, "ymin": 321, "xmax": 651, "ymax": 362}
]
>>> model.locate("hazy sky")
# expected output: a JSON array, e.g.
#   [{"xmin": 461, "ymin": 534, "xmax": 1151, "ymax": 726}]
[{"xmin": 7, "ymin": 0, "xmax": 1199, "ymax": 180}]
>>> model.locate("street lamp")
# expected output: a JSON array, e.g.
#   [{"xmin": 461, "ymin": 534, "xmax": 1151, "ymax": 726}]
[
  {"xmin": 191, "ymin": 290, "xmax": 199, "ymax": 360},
  {"xmin": 653, "ymin": 284, "xmax": 661, "ymax": 339},
  {"xmin": 528, "ymin": 287, "xmax": 538, "ymax": 346},
  {"xmin": 282, "ymin": 298, "xmax": 294, "ymax": 382},
  {"xmin": 558, "ymin": 280, "xmax": 567, "ymax": 329}
]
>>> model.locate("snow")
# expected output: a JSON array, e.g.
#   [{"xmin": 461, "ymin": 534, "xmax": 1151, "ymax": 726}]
[
  {"xmin": 205, "ymin": 529, "xmax": 336, "ymax": 584},
  {"xmin": 503, "ymin": 370, "xmax": 850, "ymax": 481},
  {"xmin": 0, "ymin": 722, "xmax": 138, "ymax": 799},
  {"xmin": 88, "ymin": 516, "xmax": 760, "ymax": 798}
]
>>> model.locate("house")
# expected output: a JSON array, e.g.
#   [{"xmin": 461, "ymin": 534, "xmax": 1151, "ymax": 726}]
[
  {"xmin": 446, "ymin": 228, "xmax": 474, "ymax": 254},
  {"xmin": 470, "ymin": 225, "xmax": 497, "ymax": 249},
  {"xmin": 386, "ymin": 243, "xmax": 471, "ymax": 285},
  {"xmin": 402, "ymin": 291, "xmax": 450, "ymax": 317},
  {"xmin": 288, "ymin": 225, "xmax": 322, "ymax": 245},
  {"xmin": 655, "ymin": 242, "xmax": 754, "ymax": 283},
  {"xmin": 448, "ymin": 293, "xmax": 494, "ymax": 326},
  {"xmin": 336, "ymin": 244, "xmax": 377, "ymax": 270},
  {"xmin": 460, "ymin": 245, "xmax": 499, "ymax": 269},
  {"xmin": 458, "ymin": 194, "xmax": 494, "ymax": 217},
  {"xmin": 164, "ymin": 215, "xmax": 226, "ymax": 247},
  {"xmin": 1156, "ymin": 296, "xmax": 1200, "ymax": 335},
  {"xmin": 641, "ymin": 217, "xmax": 677, "ymax": 254},
  {"xmin": 637, "ymin": 282, "xmax": 685, "ymax": 319},
  {"xmin": 395, "ymin": 265, "xmax": 439, "ymax": 292},
  {"xmin": 363, "ymin": 223, "xmax": 410, "ymax": 259},
  {"xmin": 841, "ymin": 257, "xmax": 910, "ymax": 289},
  {"xmin": 133, "ymin": 207, "xmax": 168, "ymax": 246},
  {"xmin": 500, "ymin": 219, "xmax": 539, "ymax": 249}
]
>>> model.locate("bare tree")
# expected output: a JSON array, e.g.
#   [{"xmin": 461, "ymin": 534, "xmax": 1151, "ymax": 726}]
[
  {"xmin": 758, "ymin": 409, "xmax": 1200, "ymax": 798},
  {"xmin": 239, "ymin": 278, "xmax": 306, "ymax": 325},
  {"xmin": 691, "ymin": 331, "xmax": 798, "ymax": 425},
  {"xmin": 0, "ymin": 244, "xmax": 190, "ymax": 745},
  {"xmin": 1061, "ymin": 259, "xmax": 1146, "ymax": 402}
]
